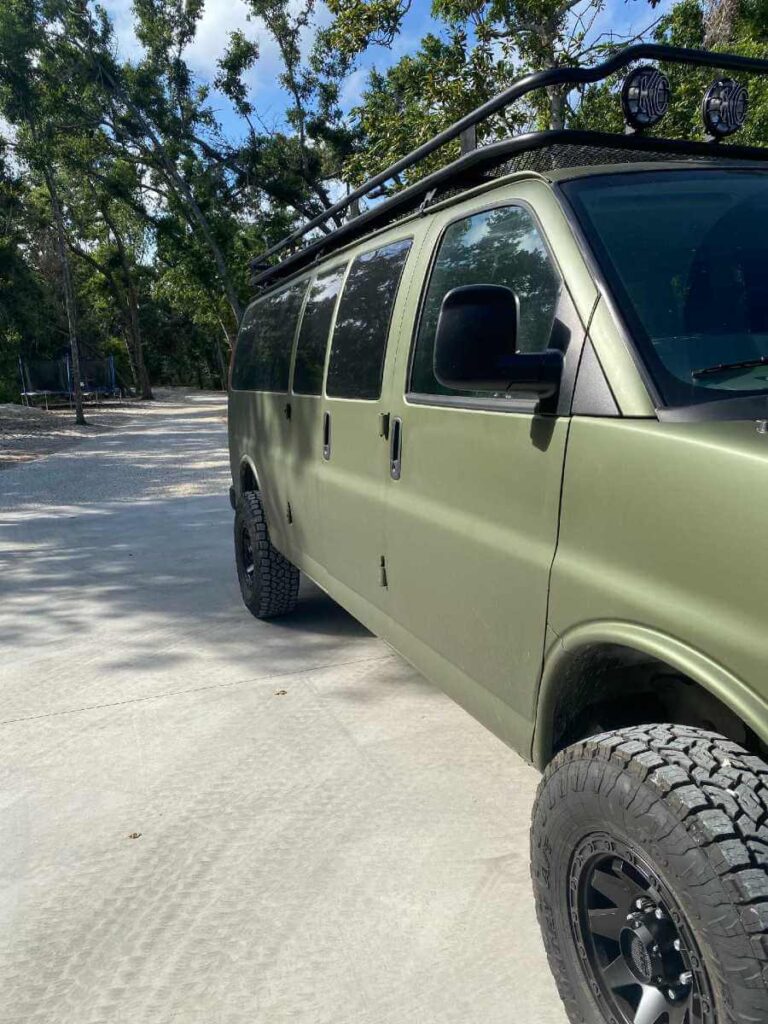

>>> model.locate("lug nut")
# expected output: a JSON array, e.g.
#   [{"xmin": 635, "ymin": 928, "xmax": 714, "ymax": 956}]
[
  {"xmin": 668, "ymin": 989, "xmax": 676, "ymax": 999},
  {"xmin": 654, "ymin": 908, "xmax": 665, "ymax": 920},
  {"xmin": 679, "ymin": 971, "xmax": 693, "ymax": 985},
  {"xmin": 673, "ymin": 939, "xmax": 681, "ymax": 952}
]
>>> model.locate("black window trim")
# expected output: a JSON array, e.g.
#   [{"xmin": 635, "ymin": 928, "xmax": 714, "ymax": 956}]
[
  {"xmin": 404, "ymin": 198, "xmax": 567, "ymax": 414},
  {"xmin": 289, "ymin": 259, "xmax": 348, "ymax": 398},
  {"xmin": 554, "ymin": 175, "xmax": 663, "ymax": 410},
  {"xmin": 232, "ymin": 276, "xmax": 310, "ymax": 395},
  {"xmin": 324, "ymin": 233, "xmax": 415, "ymax": 404}
]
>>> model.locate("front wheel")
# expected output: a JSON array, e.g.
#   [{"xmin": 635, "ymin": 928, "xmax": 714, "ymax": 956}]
[
  {"xmin": 234, "ymin": 491, "xmax": 300, "ymax": 619},
  {"xmin": 531, "ymin": 725, "xmax": 768, "ymax": 1024}
]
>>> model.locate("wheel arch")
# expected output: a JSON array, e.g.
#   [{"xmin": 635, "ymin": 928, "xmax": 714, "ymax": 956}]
[
  {"xmin": 238, "ymin": 456, "xmax": 260, "ymax": 495},
  {"xmin": 532, "ymin": 621, "xmax": 768, "ymax": 769}
]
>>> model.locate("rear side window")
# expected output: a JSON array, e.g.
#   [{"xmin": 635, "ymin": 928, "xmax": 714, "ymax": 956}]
[
  {"xmin": 292, "ymin": 265, "xmax": 346, "ymax": 395},
  {"xmin": 326, "ymin": 238, "xmax": 412, "ymax": 400},
  {"xmin": 410, "ymin": 205, "xmax": 561, "ymax": 397},
  {"xmin": 231, "ymin": 281, "xmax": 307, "ymax": 392}
]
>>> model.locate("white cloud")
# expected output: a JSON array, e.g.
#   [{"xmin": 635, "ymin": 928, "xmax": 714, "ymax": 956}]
[
  {"xmin": 104, "ymin": 0, "xmax": 144, "ymax": 60},
  {"xmin": 102, "ymin": 0, "xmax": 327, "ymax": 80},
  {"xmin": 100, "ymin": 0, "xmax": 335, "ymax": 132},
  {"xmin": 184, "ymin": 0, "xmax": 254, "ymax": 75}
]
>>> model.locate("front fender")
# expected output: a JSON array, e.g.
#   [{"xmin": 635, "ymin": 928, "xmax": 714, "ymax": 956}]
[{"xmin": 532, "ymin": 620, "xmax": 768, "ymax": 769}]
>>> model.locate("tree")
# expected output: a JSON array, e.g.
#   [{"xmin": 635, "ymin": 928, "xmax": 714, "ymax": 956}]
[
  {"xmin": 573, "ymin": 0, "xmax": 767, "ymax": 147},
  {"xmin": 0, "ymin": 147, "xmax": 59, "ymax": 402},
  {"xmin": 320, "ymin": 0, "xmax": 666, "ymax": 187},
  {"xmin": 90, "ymin": 0, "xmax": 246, "ymax": 330},
  {"xmin": 1, "ymin": 0, "xmax": 765, "ymax": 413},
  {"xmin": 0, "ymin": 0, "xmax": 102, "ymax": 423},
  {"xmin": 215, "ymin": 1, "xmax": 354, "ymax": 232},
  {"xmin": 64, "ymin": 171, "xmax": 155, "ymax": 400}
]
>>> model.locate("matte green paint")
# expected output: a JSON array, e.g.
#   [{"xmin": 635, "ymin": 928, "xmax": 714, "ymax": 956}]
[{"xmin": 228, "ymin": 167, "xmax": 768, "ymax": 770}]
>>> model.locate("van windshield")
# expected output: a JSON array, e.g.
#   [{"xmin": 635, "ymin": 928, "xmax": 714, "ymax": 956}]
[{"xmin": 562, "ymin": 168, "xmax": 768, "ymax": 407}]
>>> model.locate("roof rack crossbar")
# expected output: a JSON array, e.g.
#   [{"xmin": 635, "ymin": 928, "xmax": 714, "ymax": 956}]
[{"xmin": 250, "ymin": 43, "xmax": 768, "ymax": 283}]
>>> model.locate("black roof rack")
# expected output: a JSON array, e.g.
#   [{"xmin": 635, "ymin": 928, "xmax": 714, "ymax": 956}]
[{"xmin": 250, "ymin": 43, "xmax": 768, "ymax": 291}]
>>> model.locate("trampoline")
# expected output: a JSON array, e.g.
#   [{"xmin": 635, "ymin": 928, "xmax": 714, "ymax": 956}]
[{"xmin": 19, "ymin": 354, "xmax": 121, "ymax": 407}]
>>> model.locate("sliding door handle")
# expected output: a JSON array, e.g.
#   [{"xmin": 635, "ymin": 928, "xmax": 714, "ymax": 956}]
[
  {"xmin": 322, "ymin": 411, "xmax": 331, "ymax": 460},
  {"xmin": 389, "ymin": 417, "xmax": 402, "ymax": 480}
]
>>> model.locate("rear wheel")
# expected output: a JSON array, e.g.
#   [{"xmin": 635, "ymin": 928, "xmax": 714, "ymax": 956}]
[
  {"xmin": 531, "ymin": 724, "xmax": 768, "ymax": 1024},
  {"xmin": 234, "ymin": 491, "xmax": 299, "ymax": 619}
]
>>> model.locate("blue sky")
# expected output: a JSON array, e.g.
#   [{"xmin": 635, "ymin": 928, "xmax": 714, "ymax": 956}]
[{"xmin": 102, "ymin": 0, "xmax": 676, "ymax": 141}]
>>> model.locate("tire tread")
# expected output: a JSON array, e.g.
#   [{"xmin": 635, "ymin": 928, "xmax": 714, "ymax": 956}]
[
  {"xmin": 531, "ymin": 724, "xmax": 768, "ymax": 1024},
  {"xmin": 235, "ymin": 491, "xmax": 300, "ymax": 619}
]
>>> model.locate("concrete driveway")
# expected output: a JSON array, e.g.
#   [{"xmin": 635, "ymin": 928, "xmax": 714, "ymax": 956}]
[{"xmin": 0, "ymin": 395, "xmax": 567, "ymax": 1024}]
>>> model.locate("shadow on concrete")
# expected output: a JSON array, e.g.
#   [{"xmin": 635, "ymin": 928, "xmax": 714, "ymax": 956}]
[{"xmin": 0, "ymin": 400, "xmax": 399, "ymax": 726}]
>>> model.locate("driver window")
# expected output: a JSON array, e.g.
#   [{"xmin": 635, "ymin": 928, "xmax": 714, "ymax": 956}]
[{"xmin": 409, "ymin": 205, "xmax": 561, "ymax": 397}]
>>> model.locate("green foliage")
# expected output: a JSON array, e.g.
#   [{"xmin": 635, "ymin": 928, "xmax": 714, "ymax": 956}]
[
  {"xmin": 327, "ymin": 0, "xmax": 668, "ymax": 187},
  {"xmin": 573, "ymin": 0, "xmax": 768, "ymax": 148},
  {"xmin": 0, "ymin": 153, "xmax": 58, "ymax": 401},
  {"xmin": 0, "ymin": 0, "xmax": 766, "ymax": 405}
]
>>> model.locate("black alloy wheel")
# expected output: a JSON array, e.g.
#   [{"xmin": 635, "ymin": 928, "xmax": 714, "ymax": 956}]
[
  {"xmin": 531, "ymin": 725, "xmax": 768, "ymax": 1024},
  {"xmin": 571, "ymin": 836, "xmax": 713, "ymax": 1024},
  {"xmin": 240, "ymin": 526, "xmax": 255, "ymax": 586}
]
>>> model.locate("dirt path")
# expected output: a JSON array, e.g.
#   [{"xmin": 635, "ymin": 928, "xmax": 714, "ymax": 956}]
[{"xmin": 0, "ymin": 388, "xmax": 224, "ymax": 470}]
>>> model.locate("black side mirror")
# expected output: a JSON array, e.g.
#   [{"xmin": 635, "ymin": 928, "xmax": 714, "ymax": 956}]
[{"xmin": 433, "ymin": 284, "xmax": 563, "ymax": 399}]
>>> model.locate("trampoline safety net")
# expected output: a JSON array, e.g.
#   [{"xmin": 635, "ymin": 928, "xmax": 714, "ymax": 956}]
[
  {"xmin": 20, "ymin": 355, "xmax": 118, "ymax": 398},
  {"xmin": 20, "ymin": 358, "xmax": 70, "ymax": 396}
]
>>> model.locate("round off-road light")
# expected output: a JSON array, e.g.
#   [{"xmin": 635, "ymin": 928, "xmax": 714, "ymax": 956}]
[
  {"xmin": 702, "ymin": 78, "xmax": 748, "ymax": 137},
  {"xmin": 621, "ymin": 65, "xmax": 670, "ymax": 130}
]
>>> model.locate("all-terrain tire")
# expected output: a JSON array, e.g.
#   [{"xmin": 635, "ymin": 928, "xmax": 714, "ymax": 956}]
[
  {"xmin": 234, "ymin": 490, "xmax": 300, "ymax": 619},
  {"xmin": 531, "ymin": 724, "xmax": 768, "ymax": 1024}
]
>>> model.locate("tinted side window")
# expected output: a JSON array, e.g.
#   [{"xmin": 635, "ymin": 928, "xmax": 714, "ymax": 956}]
[
  {"xmin": 293, "ymin": 266, "xmax": 345, "ymax": 395},
  {"xmin": 232, "ymin": 281, "xmax": 307, "ymax": 392},
  {"xmin": 410, "ymin": 206, "xmax": 561, "ymax": 396},
  {"xmin": 326, "ymin": 238, "xmax": 412, "ymax": 400}
]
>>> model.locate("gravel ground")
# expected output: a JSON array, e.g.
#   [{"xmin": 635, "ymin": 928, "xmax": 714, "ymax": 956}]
[
  {"xmin": 0, "ymin": 396, "xmax": 566, "ymax": 1024},
  {"xmin": 0, "ymin": 388, "xmax": 224, "ymax": 470}
]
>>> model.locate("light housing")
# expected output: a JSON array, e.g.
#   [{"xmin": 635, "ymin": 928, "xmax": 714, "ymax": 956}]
[
  {"xmin": 621, "ymin": 65, "xmax": 670, "ymax": 130},
  {"xmin": 702, "ymin": 78, "xmax": 748, "ymax": 137}
]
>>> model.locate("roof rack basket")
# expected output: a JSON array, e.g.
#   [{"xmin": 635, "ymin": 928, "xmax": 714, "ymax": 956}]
[{"xmin": 250, "ymin": 43, "xmax": 768, "ymax": 291}]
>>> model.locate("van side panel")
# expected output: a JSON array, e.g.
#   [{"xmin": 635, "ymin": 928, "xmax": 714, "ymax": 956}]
[
  {"xmin": 372, "ymin": 181, "xmax": 589, "ymax": 755},
  {"xmin": 228, "ymin": 389, "xmax": 294, "ymax": 556},
  {"xmin": 283, "ymin": 395, "xmax": 327, "ymax": 569},
  {"xmin": 382, "ymin": 407, "xmax": 571, "ymax": 753},
  {"xmin": 547, "ymin": 417, "xmax": 768, "ymax": 744}
]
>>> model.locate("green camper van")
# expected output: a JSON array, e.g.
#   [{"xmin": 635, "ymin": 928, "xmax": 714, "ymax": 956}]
[{"xmin": 228, "ymin": 44, "xmax": 768, "ymax": 1024}]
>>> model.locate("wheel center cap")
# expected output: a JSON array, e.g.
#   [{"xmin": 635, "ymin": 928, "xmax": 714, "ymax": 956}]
[
  {"xmin": 627, "ymin": 932, "xmax": 653, "ymax": 981},
  {"xmin": 620, "ymin": 915, "xmax": 667, "ymax": 985}
]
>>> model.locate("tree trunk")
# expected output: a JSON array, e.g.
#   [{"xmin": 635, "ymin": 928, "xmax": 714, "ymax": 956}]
[
  {"xmin": 126, "ymin": 281, "xmax": 152, "ymax": 399},
  {"xmin": 704, "ymin": 0, "xmax": 741, "ymax": 46},
  {"xmin": 121, "ymin": 331, "xmax": 139, "ymax": 389},
  {"xmin": 45, "ymin": 168, "xmax": 86, "ymax": 425},
  {"xmin": 547, "ymin": 85, "xmax": 566, "ymax": 131},
  {"xmin": 101, "ymin": 206, "xmax": 154, "ymax": 400},
  {"xmin": 68, "ymin": 236, "xmax": 144, "ymax": 398},
  {"xmin": 215, "ymin": 319, "xmax": 231, "ymax": 390},
  {"xmin": 216, "ymin": 310, "xmax": 236, "ymax": 351}
]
